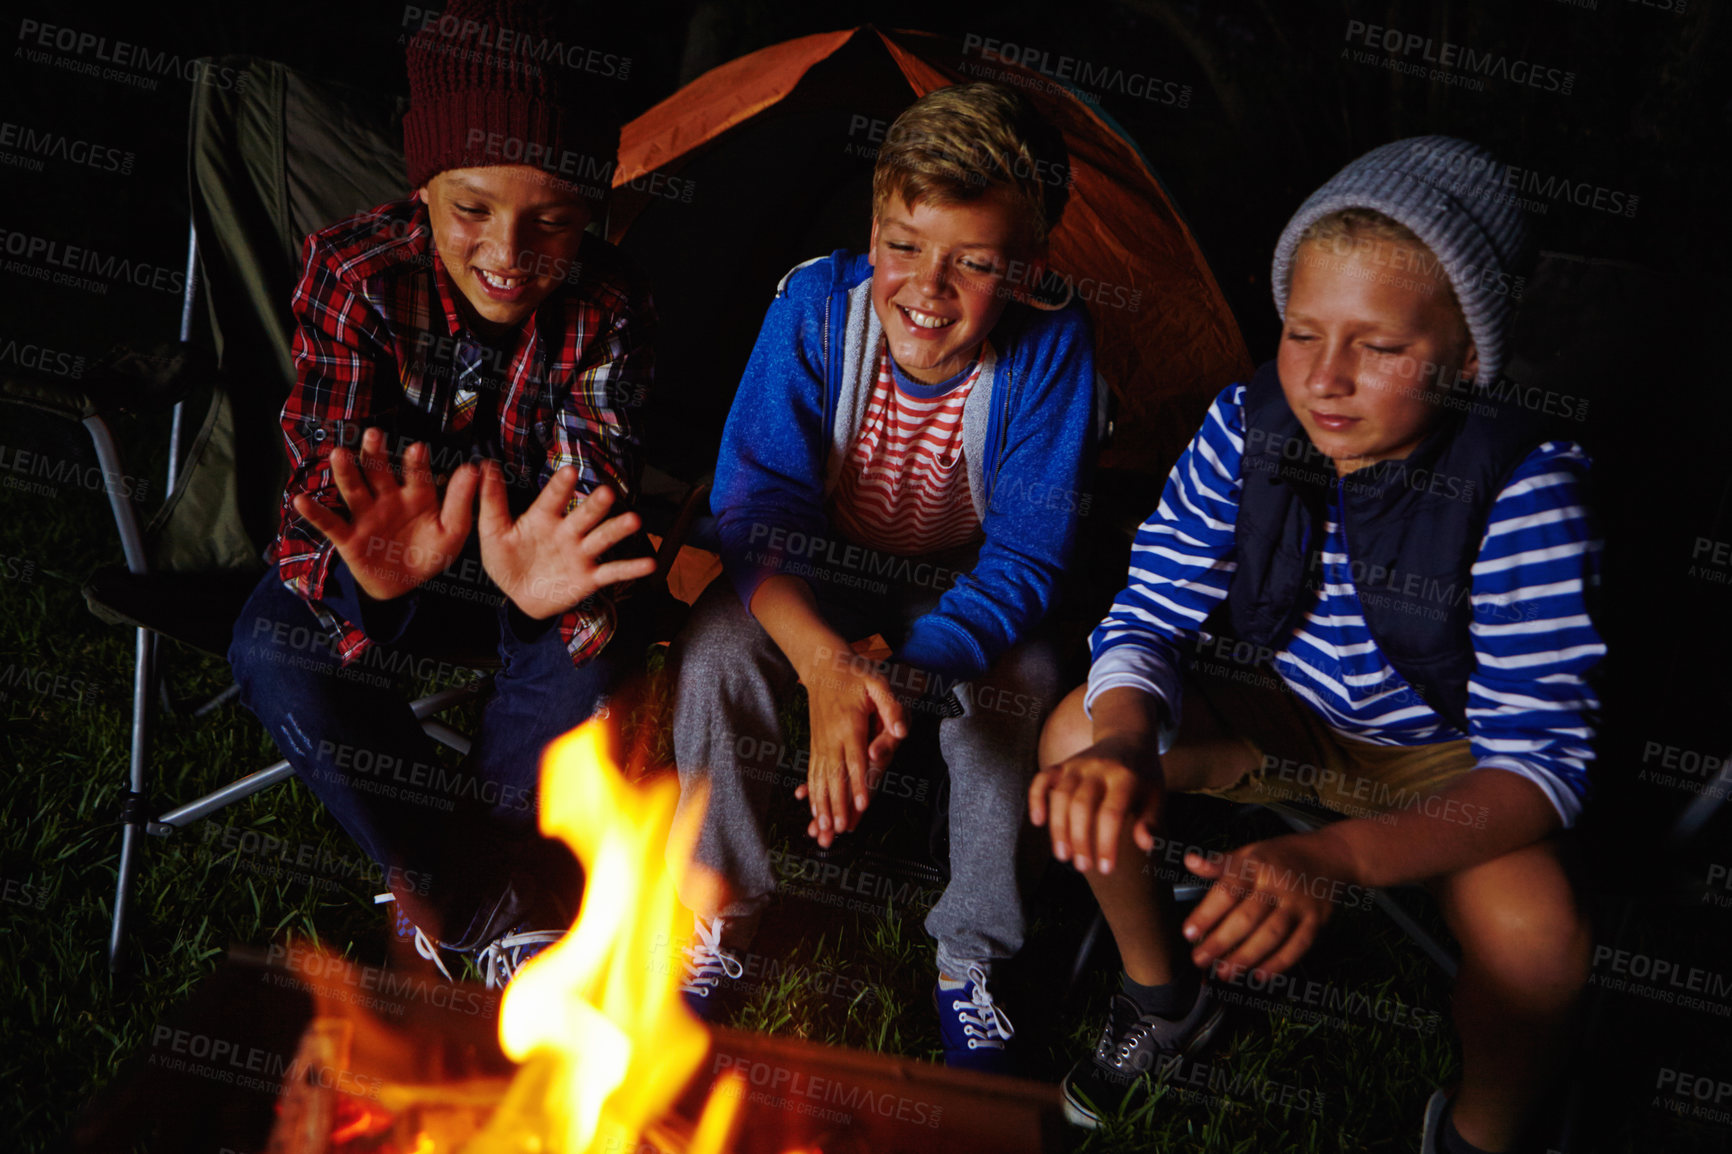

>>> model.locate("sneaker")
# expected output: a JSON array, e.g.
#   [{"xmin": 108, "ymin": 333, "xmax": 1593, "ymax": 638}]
[
  {"xmin": 377, "ymin": 891, "xmax": 455, "ymax": 982},
  {"xmin": 474, "ymin": 926, "xmax": 564, "ymax": 991},
  {"xmin": 1420, "ymin": 1088, "xmax": 1450, "ymax": 1154},
  {"xmin": 440, "ymin": 875, "xmax": 535, "ymax": 954},
  {"xmin": 679, "ymin": 916, "xmax": 744, "ymax": 1020},
  {"xmin": 377, "ymin": 887, "xmax": 559, "ymax": 990},
  {"xmin": 1061, "ymin": 982, "xmax": 1225, "ymax": 1129},
  {"xmin": 933, "ymin": 964, "xmax": 1018, "ymax": 1075}
]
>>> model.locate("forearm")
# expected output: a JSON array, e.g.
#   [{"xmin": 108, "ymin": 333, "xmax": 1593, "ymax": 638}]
[
  {"xmin": 323, "ymin": 553, "xmax": 420, "ymax": 638},
  {"xmin": 748, "ymin": 575, "xmax": 849, "ymax": 684},
  {"xmin": 1087, "ymin": 686, "xmax": 1167, "ymax": 779},
  {"xmin": 1312, "ymin": 767, "xmax": 1562, "ymax": 890}
]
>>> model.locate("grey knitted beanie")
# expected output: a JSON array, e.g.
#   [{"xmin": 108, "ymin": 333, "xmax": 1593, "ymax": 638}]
[{"xmin": 1270, "ymin": 136, "xmax": 1531, "ymax": 389}]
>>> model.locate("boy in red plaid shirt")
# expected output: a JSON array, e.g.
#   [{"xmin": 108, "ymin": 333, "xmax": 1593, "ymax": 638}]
[{"xmin": 228, "ymin": 0, "xmax": 653, "ymax": 987}]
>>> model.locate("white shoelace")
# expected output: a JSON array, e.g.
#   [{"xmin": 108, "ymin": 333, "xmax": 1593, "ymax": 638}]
[
  {"xmin": 414, "ymin": 926, "xmax": 455, "ymax": 982},
  {"xmin": 953, "ymin": 963, "xmax": 1015, "ymax": 1050},
  {"xmin": 680, "ymin": 916, "xmax": 745, "ymax": 997},
  {"xmin": 476, "ymin": 929, "xmax": 565, "ymax": 991},
  {"xmin": 377, "ymin": 891, "xmax": 457, "ymax": 982},
  {"xmin": 376, "ymin": 892, "xmax": 563, "ymax": 990}
]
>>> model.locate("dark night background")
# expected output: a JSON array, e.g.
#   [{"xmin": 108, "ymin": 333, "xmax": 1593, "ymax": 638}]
[{"xmin": 2, "ymin": 0, "xmax": 1730, "ymax": 1150}]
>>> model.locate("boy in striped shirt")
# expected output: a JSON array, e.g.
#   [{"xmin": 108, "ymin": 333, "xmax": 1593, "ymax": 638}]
[
  {"xmin": 1032, "ymin": 138, "xmax": 1601, "ymax": 1153},
  {"xmin": 670, "ymin": 83, "xmax": 1097, "ymax": 1073}
]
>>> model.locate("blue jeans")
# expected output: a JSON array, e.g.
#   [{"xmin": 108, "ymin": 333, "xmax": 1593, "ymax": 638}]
[{"xmin": 228, "ymin": 551, "xmax": 638, "ymax": 944}]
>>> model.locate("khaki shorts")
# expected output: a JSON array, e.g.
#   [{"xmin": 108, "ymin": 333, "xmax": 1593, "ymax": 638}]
[{"xmin": 1181, "ymin": 661, "xmax": 1475, "ymax": 823}]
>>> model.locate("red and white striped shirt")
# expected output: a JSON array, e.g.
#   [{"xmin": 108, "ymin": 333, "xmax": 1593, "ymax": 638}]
[{"xmin": 830, "ymin": 345, "xmax": 984, "ymax": 555}]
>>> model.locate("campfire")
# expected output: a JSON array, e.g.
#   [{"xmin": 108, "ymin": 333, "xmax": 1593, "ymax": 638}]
[
  {"xmin": 79, "ymin": 720, "xmax": 1059, "ymax": 1153},
  {"xmin": 266, "ymin": 722, "xmax": 742, "ymax": 1154},
  {"xmin": 463, "ymin": 722, "xmax": 744, "ymax": 1154}
]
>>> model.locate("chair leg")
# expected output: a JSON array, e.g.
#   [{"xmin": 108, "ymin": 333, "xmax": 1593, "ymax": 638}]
[
  {"xmin": 1063, "ymin": 882, "xmax": 1212, "ymax": 1004},
  {"xmin": 111, "ymin": 676, "xmax": 490, "ymax": 967},
  {"xmin": 1367, "ymin": 887, "xmax": 1459, "ymax": 979},
  {"xmin": 109, "ymin": 822, "xmax": 143, "ymax": 974},
  {"xmin": 1065, "ymin": 908, "xmax": 1106, "ymax": 1003},
  {"xmin": 191, "ymin": 682, "xmax": 241, "ymax": 718},
  {"xmin": 109, "ymin": 627, "xmax": 158, "ymax": 973}
]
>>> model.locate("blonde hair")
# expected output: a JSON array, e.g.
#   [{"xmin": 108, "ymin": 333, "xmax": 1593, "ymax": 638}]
[
  {"xmin": 1296, "ymin": 208, "xmax": 1466, "ymax": 324},
  {"xmin": 871, "ymin": 82, "xmax": 1065, "ymax": 246}
]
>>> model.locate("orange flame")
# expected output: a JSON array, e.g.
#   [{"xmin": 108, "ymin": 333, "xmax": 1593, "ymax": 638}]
[{"xmin": 465, "ymin": 723, "xmax": 738, "ymax": 1154}]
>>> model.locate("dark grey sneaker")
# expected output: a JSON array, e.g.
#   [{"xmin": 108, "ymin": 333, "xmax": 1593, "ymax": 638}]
[{"xmin": 1061, "ymin": 983, "xmax": 1225, "ymax": 1129}]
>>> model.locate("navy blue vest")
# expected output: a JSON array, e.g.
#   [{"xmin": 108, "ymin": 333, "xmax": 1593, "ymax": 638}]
[{"xmin": 1218, "ymin": 360, "xmax": 1542, "ymax": 732}]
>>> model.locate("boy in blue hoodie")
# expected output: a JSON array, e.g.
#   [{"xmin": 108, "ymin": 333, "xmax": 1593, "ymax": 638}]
[{"xmin": 669, "ymin": 82, "xmax": 1097, "ymax": 1072}]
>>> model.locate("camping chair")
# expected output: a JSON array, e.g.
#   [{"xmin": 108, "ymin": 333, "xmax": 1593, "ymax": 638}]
[
  {"xmin": 54, "ymin": 56, "xmax": 465, "ymax": 974},
  {"xmin": 1, "ymin": 55, "xmax": 701, "ymax": 973}
]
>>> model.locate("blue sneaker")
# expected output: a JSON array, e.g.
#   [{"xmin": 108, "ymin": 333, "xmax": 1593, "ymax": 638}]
[
  {"xmin": 679, "ymin": 916, "xmax": 745, "ymax": 1021},
  {"xmin": 934, "ymin": 964, "xmax": 1018, "ymax": 1074}
]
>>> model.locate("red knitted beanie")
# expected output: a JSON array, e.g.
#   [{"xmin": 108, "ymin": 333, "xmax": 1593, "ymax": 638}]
[{"xmin": 402, "ymin": 0, "xmax": 621, "ymax": 198}]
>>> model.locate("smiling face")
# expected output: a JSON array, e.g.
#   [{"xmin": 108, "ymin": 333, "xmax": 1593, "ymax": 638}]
[
  {"xmin": 1277, "ymin": 236, "xmax": 1478, "ymax": 476},
  {"xmin": 867, "ymin": 187, "xmax": 1037, "ymax": 385},
  {"xmin": 417, "ymin": 165, "xmax": 594, "ymax": 338}
]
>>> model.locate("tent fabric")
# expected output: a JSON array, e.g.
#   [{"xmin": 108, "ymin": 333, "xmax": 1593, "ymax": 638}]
[
  {"xmin": 610, "ymin": 25, "xmax": 1253, "ymax": 477},
  {"xmin": 616, "ymin": 28, "xmax": 858, "ymax": 185}
]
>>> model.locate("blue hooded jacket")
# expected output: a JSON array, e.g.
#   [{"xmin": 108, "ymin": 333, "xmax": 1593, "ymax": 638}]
[{"xmin": 711, "ymin": 250, "xmax": 1099, "ymax": 682}]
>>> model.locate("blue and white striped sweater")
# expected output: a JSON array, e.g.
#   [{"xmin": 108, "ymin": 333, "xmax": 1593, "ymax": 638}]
[{"xmin": 1087, "ymin": 383, "xmax": 1603, "ymax": 825}]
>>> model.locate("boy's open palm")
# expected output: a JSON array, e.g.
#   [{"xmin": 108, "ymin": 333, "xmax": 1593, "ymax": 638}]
[
  {"xmin": 476, "ymin": 460, "xmax": 656, "ymax": 620},
  {"xmin": 795, "ymin": 665, "xmax": 907, "ymax": 848},
  {"xmin": 292, "ymin": 428, "xmax": 477, "ymax": 601},
  {"xmin": 1182, "ymin": 832, "xmax": 1360, "ymax": 980}
]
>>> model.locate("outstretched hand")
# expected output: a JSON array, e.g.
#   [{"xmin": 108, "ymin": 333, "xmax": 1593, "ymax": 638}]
[
  {"xmin": 292, "ymin": 427, "xmax": 477, "ymax": 601},
  {"xmin": 1028, "ymin": 735, "xmax": 1163, "ymax": 875},
  {"xmin": 794, "ymin": 654, "xmax": 907, "ymax": 848},
  {"xmin": 476, "ymin": 460, "xmax": 657, "ymax": 620},
  {"xmin": 1182, "ymin": 831, "xmax": 1364, "ymax": 980}
]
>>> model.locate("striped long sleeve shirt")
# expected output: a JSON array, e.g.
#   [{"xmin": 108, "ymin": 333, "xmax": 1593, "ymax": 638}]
[{"xmin": 1087, "ymin": 383, "xmax": 1604, "ymax": 825}]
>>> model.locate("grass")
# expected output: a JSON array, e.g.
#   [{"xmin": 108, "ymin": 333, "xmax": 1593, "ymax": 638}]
[{"xmin": 4, "ymin": 405, "xmax": 1725, "ymax": 1153}]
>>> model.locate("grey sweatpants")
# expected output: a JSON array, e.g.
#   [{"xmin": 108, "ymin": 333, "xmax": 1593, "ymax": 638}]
[{"xmin": 670, "ymin": 577, "xmax": 1061, "ymax": 979}]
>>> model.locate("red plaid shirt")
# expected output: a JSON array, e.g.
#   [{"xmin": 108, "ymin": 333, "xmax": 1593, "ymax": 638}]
[{"xmin": 271, "ymin": 197, "xmax": 654, "ymax": 668}]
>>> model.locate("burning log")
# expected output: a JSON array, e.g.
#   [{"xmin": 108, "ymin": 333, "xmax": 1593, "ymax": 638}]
[{"xmin": 255, "ymin": 1015, "xmax": 1060, "ymax": 1154}]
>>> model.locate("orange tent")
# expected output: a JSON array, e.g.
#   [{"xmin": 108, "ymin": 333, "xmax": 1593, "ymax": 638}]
[{"xmin": 609, "ymin": 25, "xmax": 1251, "ymax": 478}]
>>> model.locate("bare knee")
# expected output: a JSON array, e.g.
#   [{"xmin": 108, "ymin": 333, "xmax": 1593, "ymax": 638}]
[
  {"xmin": 1037, "ymin": 685, "xmax": 1093, "ymax": 766},
  {"xmin": 1444, "ymin": 847, "xmax": 1591, "ymax": 1010}
]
